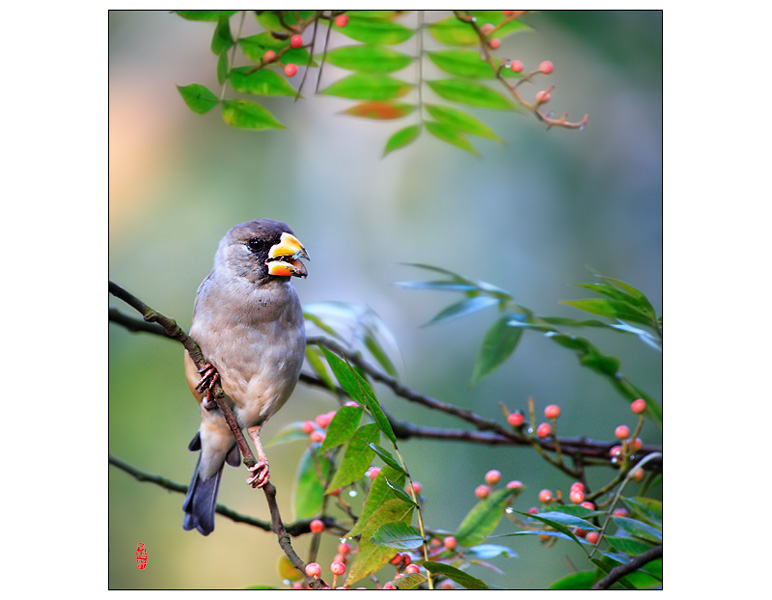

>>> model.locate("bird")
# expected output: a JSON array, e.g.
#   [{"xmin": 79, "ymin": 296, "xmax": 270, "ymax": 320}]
[{"xmin": 181, "ymin": 218, "xmax": 310, "ymax": 535}]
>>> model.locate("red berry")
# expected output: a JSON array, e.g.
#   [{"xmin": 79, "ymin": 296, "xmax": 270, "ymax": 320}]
[
  {"xmin": 284, "ymin": 63, "xmax": 298, "ymax": 77},
  {"xmin": 510, "ymin": 60, "xmax": 524, "ymax": 73},
  {"xmin": 329, "ymin": 487, "xmax": 342, "ymax": 496},
  {"xmin": 574, "ymin": 528, "xmax": 587, "ymax": 538},
  {"xmin": 535, "ymin": 90, "xmax": 551, "ymax": 103},
  {"xmin": 443, "ymin": 536, "xmax": 457, "ymax": 550},
  {"xmin": 310, "ymin": 430, "xmax": 325, "ymax": 444},
  {"xmin": 480, "ymin": 23, "xmax": 495, "ymax": 36},
  {"xmin": 405, "ymin": 564, "xmax": 420, "ymax": 574},
  {"xmin": 609, "ymin": 445, "xmax": 624, "ymax": 458},
  {"xmin": 330, "ymin": 561, "xmax": 346, "ymax": 576},
  {"xmin": 290, "ymin": 34, "xmax": 303, "ymax": 49},
  {"xmin": 337, "ymin": 542, "xmax": 351, "ymax": 555},
  {"xmin": 544, "ymin": 404, "xmax": 561, "ymax": 419},
  {"xmin": 536, "ymin": 422, "xmax": 551, "ymax": 438},
  {"xmin": 475, "ymin": 484, "xmax": 490, "ymax": 499},
  {"xmin": 612, "ymin": 508, "xmax": 629, "ymax": 517},
  {"xmin": 507, "ymin": 412, "xmax": 524, "ymax": 427},
  {"xmin": 632, "ymin": 468, "xmax": 645, "ymax": 482},
  {"xmin": 506, "ymin": 480, "xmax": 523, "ymax": 489},
  {"xmin": 538, "ymin": 489, "xmax": 553, "ymax": 503},
  {"xmin": 305, "ymin": 562, "xmax": 321, "ymax": 577},
  {"xmin": 528, "ymin": 507, "xmax": 538, "ymax": 514},
  {"xmin": 484, "ymin": 469, "xmax": 501, "ymax": 486},
  {"xmin": 335, "ymin": 14, "xmax": 348, "ymax": 28},
  {"xmin": 383, "ymin": 582, "xmax": 396, "ymax": 589},
  {"xmin": 367, "ymin": 467, "xmax": 381, "ymax": 480},
  {"xmin": 314, "ymin": 412, "xmax": 333, "ymax": 428},
  {"xmin": 408, "ymin": 481, "xmax": 422, "ymax": 495},
  {"xmin": 310, "ymin": 519, "xmax": 324, "ymax": 533},
  {"xmin": 631, "ymin": 399, "xmax": 647, "ymax": 414},
  {"xmin": 580, "ymin": 501, "xmax": 595, "ymax": 510},
  {"xmin": 615, "ymin": 425, "xmax": 630, "ymax": 440},
  {"xmin": 263, "ymin": 49, "xmax": 276, "ymax": 62},
  {"xmin": 570, "ymin": 482, "xmax": 584, "ymax": 493},
  {"xmin": 569, "ymin": 490, "xmax": 585, "ymax": 504},
  {"xmin": 586, "ymin": 531, "xmax": 600, "ymax": 544},
  {"xmin": 539, "ymin": 60, "xmax": 554, "ymax": 74},
  {"xmin": 489, "ymin": 38, "xmax": 501, "ymax": 49},
  {"xmin": 401, "ymin": 554, "xmax": 411, "ymax": 566},
  {"xmin": 633, "ymin": 437, "xmax": 643, "ymax": 451},
  {"xmin": 301, "ymin": 420, "xmax": 316, "ymax": 434}
]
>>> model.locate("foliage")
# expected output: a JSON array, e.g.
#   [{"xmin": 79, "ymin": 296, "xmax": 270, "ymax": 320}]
[{"xmin": 175, "ymin": 10, "xmax": 587, "ymax": 156}]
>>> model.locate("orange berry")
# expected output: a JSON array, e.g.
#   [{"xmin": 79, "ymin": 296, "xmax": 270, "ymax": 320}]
[
  {"xmin": 510, "ymin": 60, "xmax": 523, "ymax": 73},
  {"xmin": 284, "ymin": 63, "xmax": 298, "ymax": 77},
  {"xmin": 443, "ymin": 536, "xmax": 457, "ymax": 550},
  {"xmin": 538, "ymin": 489, "xmax": 553, "ymax": 503},
  {"xmin": 586, "ymin": 531, "xmax": 600, "ymax": 544},
  {"xmin": 335, "ymin": 14, "xmax": 348, "ymax": 28},
  {"xmin": 310, "ymin": 519, "xmax": 324, "ymax": 533},
  {"xmin": 290, "ymin": 34, "xmax": 303, "ymax": 49},
  {"xmin": 632, "ymin": 468, "xmax": 645, "ymax": 482},
  {"xmin": 485, "ymin": 469, "xmax": 501, "ymax": 486},
  {"xmin": 539, "ymin": 60, "xmax": 554, "ymax": 74},
  {"xmin": 544, "ymin": 404, "xmax": 561, "ymax": 419},
  {"xmin": 263, "ymin": 49, "xmax": 277, "ymax": 62},
  {"xmin": 305, "ymin": 562, "xmax": 321, "ymax": 577}
]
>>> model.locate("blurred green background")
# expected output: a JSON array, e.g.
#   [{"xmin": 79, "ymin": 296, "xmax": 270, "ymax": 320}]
[{"xmin": 108, "ymin": 10, "xmax": 662, "ymax": 589}]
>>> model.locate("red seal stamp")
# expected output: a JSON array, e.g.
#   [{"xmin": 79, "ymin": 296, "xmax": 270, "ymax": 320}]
[{"xmin": 136, "ymin": 542, "xmax": 147, "ymax": 570}]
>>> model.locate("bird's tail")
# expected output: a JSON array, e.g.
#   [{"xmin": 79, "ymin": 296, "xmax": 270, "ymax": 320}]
[{"xmin": 182, "ymin": 431, "xmax": 239, "ymax": 535}]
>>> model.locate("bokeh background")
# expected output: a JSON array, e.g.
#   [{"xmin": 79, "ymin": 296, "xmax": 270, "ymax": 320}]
[{"xmin": 108, "ymin": 10, "xmax": 662, "ymax": 589}]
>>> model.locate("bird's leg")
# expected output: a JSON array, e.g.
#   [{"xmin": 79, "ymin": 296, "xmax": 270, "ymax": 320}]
[
  {"xmin": 195, "ymin": 363, "xmax": 220, "ymax": 393},
  {"xmin": 246, "ymin": 425, "xmax": 270, "ymax": 488}
]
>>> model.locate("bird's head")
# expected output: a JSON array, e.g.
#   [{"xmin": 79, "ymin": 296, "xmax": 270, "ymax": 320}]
[{"xmin": 217, "ymin": 218, "xmax": 310, "ymax": 283}]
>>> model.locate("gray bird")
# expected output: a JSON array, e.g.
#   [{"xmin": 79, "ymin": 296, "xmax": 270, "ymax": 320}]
[{"xmin": 182, "ymin": 219, "xmax": 309, "ymax": 535}]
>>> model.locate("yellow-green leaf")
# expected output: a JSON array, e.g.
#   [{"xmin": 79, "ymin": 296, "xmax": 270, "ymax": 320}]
[
  {"xmin": 325, "ymin": 423, "xmax": 379, "ymax": 492},
  {"xmin": 428, "ymin": 79, "xmax": 515, "ymax": 110},
  {"xmin": 177, "ymin": 83, "xmax": 220, "ymax": 115},
  {"xmin": 384, "ymin": 125, "xmax": 421, "ymax": 155},
  {"xmin": 425, "ymin": 121, "xmax": 478, "ymax": 155},
  {"xmin": 322, "ymin": 73, "xmax": 411, "ymax": 100},
  {"xmin": 426, "ymin": 104, "xmax": 501, "ymax": 141},
  {"xmin": 334, "ymin": 15, "xmax": 414, "ymax": 45},
  {"xmin": 221, "ymin": 99, "xmax": 285, "ymax": 130},
  {"xmin": 427, "ymin": 15, "xmax": 478, "ymax": 46},
  {"xmin": 292, "ymin": 447, "xmax": 332, "ymax": 520},
  {"xmin": 456, "ymin": 487, "xmax": 520, "ymax": 547},
  {"xmin": 229, "ymin": 66, "xmax": 297, "ymax": 97},
  {"xmin": 325, "ymin": 45, "xmax": 412, "ymax": 73}
]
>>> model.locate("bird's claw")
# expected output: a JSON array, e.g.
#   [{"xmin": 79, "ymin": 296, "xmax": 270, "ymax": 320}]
[
  {"xmin": 246, "ymin": 461, "xmax": 270, "ymax": 489},
  {"xmin": 196, "ymin": 363, "xmax": 220, "ymax": 393}
]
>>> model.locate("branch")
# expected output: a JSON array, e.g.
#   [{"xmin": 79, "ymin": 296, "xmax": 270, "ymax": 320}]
[{"xmin": 592, "ymin": 545, "xmax": 663, "ymax": 590}]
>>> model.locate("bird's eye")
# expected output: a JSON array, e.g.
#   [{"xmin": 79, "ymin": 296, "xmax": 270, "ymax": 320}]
[{"xmin": 246, "ymin": 238, "xmax": 264, "ymax": 253}]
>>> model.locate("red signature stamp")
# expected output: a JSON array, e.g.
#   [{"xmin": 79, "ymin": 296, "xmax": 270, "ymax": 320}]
[{"xmin": 136, "ymin": 542, "xmax": 147, "ymax": 570}]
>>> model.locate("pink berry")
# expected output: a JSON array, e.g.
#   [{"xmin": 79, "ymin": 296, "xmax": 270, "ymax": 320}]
[
  {"xmin": 536, "ymin": 422, "xmax": 551, "ymax": 438},
  {"xmin": 443, "ymin": 536, "xmax": 457, "ymax": 550},
  {"xmin": 506, "ymin": 480, "xmax": 523, "ymax": 489},
  {"xmin": 284, "ymin": 63, "xmax": 298, "ymax": 77},
  {"xmin": 484, "ymin": 469, "xmax": 501, "ymax": 485},
  {"xmin": 310, "ymin": 430, "xmax": 325, "ymax": 444},
  {"xmin": 480, "ymin": 23, "xmax": 495, "ymax": 36},
  {"xmin": 538, "ymin": 489, "xmax": 553, "ymax": 503},
  {"xmin": 310, "ymin": 519, "xmax": 324, "ymax": 533},
  {"xmin": 408, "ymin": 481, "xmax": 422, "ymax": 495},
  {"xmin": 528, "ymin": 507, "xmax": 538, "ymax": 515},
  {"xmin": 633, "ymin": 437, "xmax": 643, "ymax": 451},
  {"xmin": 301, "ymin": 420, "xmax": 316, "ymax": 434},
  {"xmin": 609, "ymin": 445, "xmax": 624, "ymax": 458},
  {"xmin": 544, "ymin": 404, "xmax": 561, "ymax": 419},
  {"xmin": 507, "ymin": 412, "xmax": 524, "ymax": 427},
  {"xmin": 315, "ymin": 412, "xmax": 333, "ymax": 428},
  {"xmin": 475, "ymin": 484, "xmax": 490, "ymax": 499},
  {"xmin": 535, "ymin": 90, "xmax": 551, "ymax": 103},
  {"xmin": 405, "ymin": 564, "xmax": 420, "ymax": 574},
  {"xmin": 510, "ymin": 60, "xmax": 523, "ymax": 73},
  {"xmin": 337, "ymin": 542, "xmax": 351, "ymax": 555},
  {"xmin": 335, "ymin": 14, "xmax": 348, "ymax": 28},
  {"xmin": 586, "ymin": 531, "xmax": 600, "ymax": 544},
  {"xmin": 612, "ymin": 508, "xmax": 629, "ymax": 517},
  {"xmin": 263, "ymin": 49, "xmax": 276, "ymax": 62},
  {"xmin": 631, "ymin": 399, "xmax": 647, "ymax": 414},
  {"xmin": 615, "ymin": 425, "xmax": 630, "ymax": 440},
  {"xmin": 489, "ymin": 38, "xmax": 501, "ymax": 49},
  {"xmin": 290, "ymin": 34, "xmax": 303, "ymax": 49},
  {"xmin": 569, "ymin": 490, "xmax": 585, "ymax": 504},
  {"xmin": 570, "ymin": 482, "xmax": 584, "ymax": 493},
  {"xmin": 331, "ymin": 561, "xmax": 346, "ymax": 576},
  {"xmin": 580, "ymin": 501, "xmax": 595, "ymax": 510},
  {"xmin": 539, "ymin": 60, "xmax": 554, "ymax": 74},
  {"xmin": 367, "ymin": 466, "xmax": 381, "ymax": 480},
  {"xmin": 383, "ymin": 582, "xmax": 396, "ymax": 589},
  {"xmin": 632, "ymin": 468, "xmax": 645, "ymax": 482},
  {"xmin": 305, "ymin": 562, "xmax": 321, "ymax": 577}
]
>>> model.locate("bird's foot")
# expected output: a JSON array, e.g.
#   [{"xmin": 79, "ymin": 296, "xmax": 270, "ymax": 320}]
[
  {"xmin": 195, "ymin": 363, "xmax": 220, "ymax": 393},
  {"xmin": 246, "ymin": 461, "xmax": 270, "ymax": 489}
]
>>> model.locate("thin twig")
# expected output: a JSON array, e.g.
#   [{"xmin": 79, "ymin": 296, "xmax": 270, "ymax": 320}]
[{"xmin": 592, "ymin": 545, "xmax": 663, "ymax": 590}]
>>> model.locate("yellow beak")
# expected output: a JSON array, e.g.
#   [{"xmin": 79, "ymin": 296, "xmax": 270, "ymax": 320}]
[{"xmin": 266, "ymin": 232, "xmax": 310, "ymax": 278}]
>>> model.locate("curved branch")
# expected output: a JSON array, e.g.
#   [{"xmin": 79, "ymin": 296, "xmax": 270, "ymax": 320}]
[{"xmin": 592, "ymin": 544, "xmax": 663, "ymax": 590}]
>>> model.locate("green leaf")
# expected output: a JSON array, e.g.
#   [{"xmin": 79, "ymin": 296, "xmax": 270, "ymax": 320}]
[
  {"xmin": 512, "ymin": 511, "xmax": 585, "ymax": 548},
  {"xmin": 325, "ymin": 45, "xmax": 412, "ymax": 73},
  {"xmin": 369, "ymin": 443, "xmax": 407, "ymax": 475},
  {"xmin": 428, "ymin": 79, "xmax": 515, "ymax": 110},
  {"xmin": 425, "ymin": 121, "xmax": 478, "ymax": 155},
  {"xmin": 348, "ymin": 465, "xmax": 407, "ymax": 537},
  {"xmin": 624, "ymin": 497, "xmax": 662, "ymax": 528},
  {"xmin": 383, "ymin": 477, "xmax": 417, "ymax": 507},
  {"xmin": 256, "ymin": 10, "xmax": 315, "ymax": 32},
  {"xmin": 229, "ymin": 67, "xmax": 298, "ymax": 97},
  {"xmin": 211, "ymin": 15, "xmax": 233, "ymax": 55},
  {"xmin": 176, "ymin": 10, "xmax": 238, "ymax": 21},
  {"xmin": 425, "ymin": 104, "xmax": 501, "ymax": 142},
  {"xmin": 395, "ymin": 573, "xmax": 428, "ymax": 589},
  {"xmin": 216, "ymin": 53, "xmax": 229, "ymax": 85},
  {"xmin": 345, "ymin": 498, "xmax": 414, "ymax": 586},
  {"xmin": 425, "ymin": 295, "xmax": 498, "ymax": 326},
  {"xmin": 293, "ymin": 447, "xmax": 332, "ymax": 520},
  {"xmin": 239, "ymin": 33, "xmax": 316, "ymax": 67},
  {"xmin": 529, "ymin": 511, "xmax": 598, "ymax": 532},
  {"xmin": 321, "ymin": 347, "xmax": 397, "ymax": 445},
  {"xmin": 221, "ymin": 99, "xmax": 285, "ymax": 130},
  {"xmin": 427, "ymin": 16, "xmax": 478, "ymax": 46},
  {"xmin": 304, "ymin": 346, "xmax": 337, "ymax": 391},
  {"xmin": 470, "ymin": 314, "xmax": 524, "ymax": 386},
  {"xmin": 322, "ymin": 73, "xmax": 411, "ymax": 100},
  {"xmin": 343, "ymin": 101, "xmax": 414, "ymax": 120},
  {"xmin": 612, "ymin": 516, "xmax": 662, "ymax": 543},
  {"xmin": 370, "ymin": 521, "xmax": 424, "ymax": 549},
  {"xmin": 427, "ymin": 50, "xmax": 500, "ymax": 79},
  {"xmin": 177, "ymin": 83, "xmax": 220, "ymax": 115},
  {"xmin": 320, "ymin": 405, "xmax": 363, "ymax": 452},
  {"xmin": 423, "ymin": 561, "xmax": 489, "ymax": 590},
  {"xmin": 456, "ymin": 487, "xmax": 519, "ymax": 547},
  {"xmin": 549, "ymin": 570, "xmax": 596, "ymax": 590},
  {"xmin": 605, "ymin": 535, "xmax": 656, "ymax": 556},
  {"xmin": 333, "ymin": 15, "xmax": 414, "ymax": 45},
  {"xmin": 468, "ymin": 11, "xmax": 532, "ymax": 37},
  {"xmin": 384, "ymin": 125, "xmax": 421, "ymax": 155},
  {"xmin": 325, "ymin": 423, "xmax": 379, "ymax": 492},
  {"xmin": 561, "ymin": 299, "xmax": 654, "ymax": 326}
]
